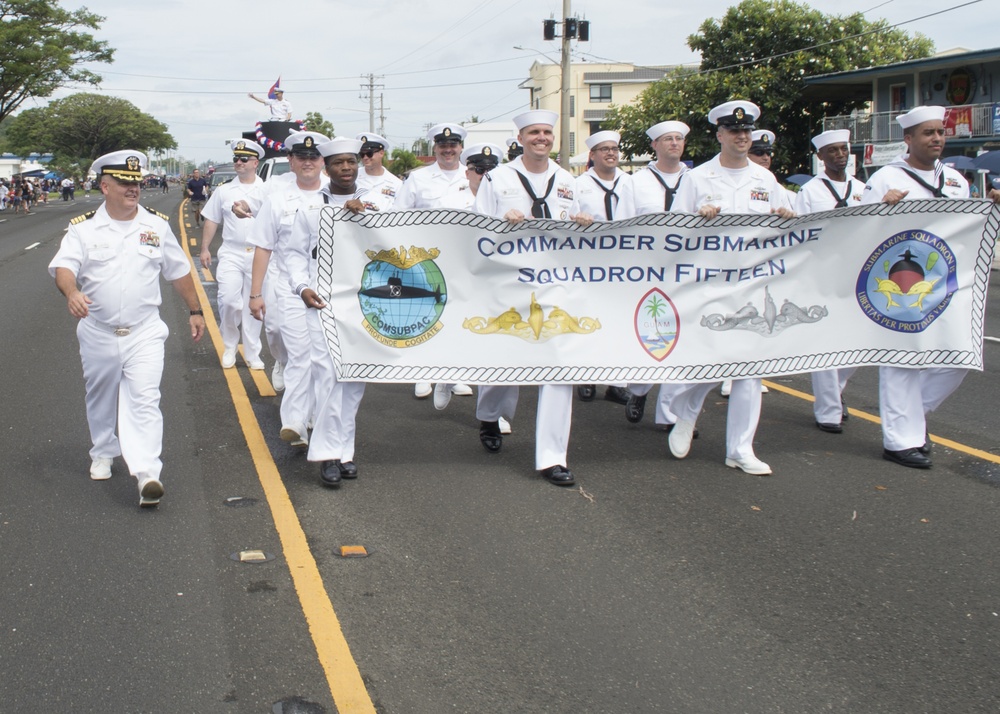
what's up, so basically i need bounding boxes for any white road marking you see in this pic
[985,336,1000,344]
[25,242,41,251]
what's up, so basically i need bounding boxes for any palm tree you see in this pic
[644,295,670,344]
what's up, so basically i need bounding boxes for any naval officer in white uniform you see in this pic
[473,109,594,486]
[355,132,401,207]
[199,138,268,370]
[860,105,999,468]
[248,130,331,448]
[668,100,793,476]
[573,129,634,405]
[50,150,206,507]
[393,122,473,401]
[623,120,693,427]
[795,129,867,434]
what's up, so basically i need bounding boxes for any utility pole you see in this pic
[359,73,384,133]
[541,4,591,170]
[378,93,389,137]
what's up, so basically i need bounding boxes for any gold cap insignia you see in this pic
[126,156,140,171]
[443,127,452,137]
[236,141,246,151]
[483,147,492,156]
[360,135,368,143]
[304,136,314,148]
[735,108,745,120]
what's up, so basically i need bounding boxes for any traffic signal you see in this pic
[543,19,556,41]
[565,18,577,39]
[579,20,590,41]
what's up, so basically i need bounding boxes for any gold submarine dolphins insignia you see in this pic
[463,293,601,343]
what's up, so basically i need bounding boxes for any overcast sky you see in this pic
[34,0,996,165]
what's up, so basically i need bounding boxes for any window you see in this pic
[570,95,575,118]
[590,84,612,103]
[890,84,907,112]
[569,132,576,156]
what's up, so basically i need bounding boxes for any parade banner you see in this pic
[863,142,907,167]
[315,201,998,385]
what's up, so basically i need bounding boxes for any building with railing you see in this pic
[804,47,1000,168]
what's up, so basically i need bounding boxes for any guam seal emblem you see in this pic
[856,229,958,333]
[358,245,446,348]
[634,288,680,361]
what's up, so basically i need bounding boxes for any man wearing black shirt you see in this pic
[186,169,209,226]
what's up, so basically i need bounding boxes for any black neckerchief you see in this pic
[820,178,852,208]
[514,170,556,218]
[590,174,621,220]
[648,168,682,211]
[899,167,945,198]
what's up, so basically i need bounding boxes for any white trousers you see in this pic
[275,280,314,431]
[627,382,681,425]
[305,309,365,462]
[477,384,573,469]
[670,378,762,460]
[879,366,966,450]
[216,249,262,361]
[77,316,168,480]
[811,368,858,424]
[261,262,287,366]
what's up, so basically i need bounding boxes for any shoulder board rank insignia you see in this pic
[143,206,170,221]
[70,211,97,225]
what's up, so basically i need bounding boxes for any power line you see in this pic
[576,1,981,78]
[87,55,529,83]
[84,77,525,96]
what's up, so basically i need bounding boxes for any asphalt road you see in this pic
[1,190,999,713]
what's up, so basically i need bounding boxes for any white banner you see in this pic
[863,142,907,167]
[315,201,998,385]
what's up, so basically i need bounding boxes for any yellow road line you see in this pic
[177,199,376,713]
[763,379,1000,465]
[239,345,277,397]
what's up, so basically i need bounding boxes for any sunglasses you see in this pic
[233,156,254,163]
[359,150,376,158]
[469,165,490,175]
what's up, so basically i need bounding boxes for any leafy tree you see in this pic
[605,0,933,174]
[387,148,421,177]
[0,0,114,124]
[4,93,176,175]
[304,111,334,137]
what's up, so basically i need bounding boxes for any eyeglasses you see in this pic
[233,156,253,163]
[291,152,321,160]
[593,146,619,155]
[749,149,773,157]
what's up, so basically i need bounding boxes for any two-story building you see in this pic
[803,47,1000,173]
[518,61,675,168]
